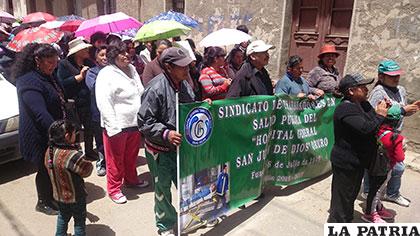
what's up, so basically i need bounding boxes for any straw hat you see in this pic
[67,37,92,57]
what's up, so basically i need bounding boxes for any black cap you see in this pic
[338,73,374,93]
[159,47,193,67]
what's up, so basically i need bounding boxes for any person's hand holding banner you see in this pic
[168,130,182,146]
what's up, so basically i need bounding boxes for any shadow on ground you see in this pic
[124,172,153,200]
[86,223,116,236]
[197,171,332,236]
[86,182,106,204]
[0,159,36,185]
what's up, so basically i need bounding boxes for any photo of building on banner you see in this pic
[178,94,340,234]
[180,162,230,233]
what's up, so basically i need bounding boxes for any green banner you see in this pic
[179,94,339,233]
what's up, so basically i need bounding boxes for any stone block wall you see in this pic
[185,0,292,78]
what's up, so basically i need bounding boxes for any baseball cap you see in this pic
[378,60,402,76]
[246,40,275,56]
[387,104,402,120]
[159,47,193,67]
[338,73,374,93]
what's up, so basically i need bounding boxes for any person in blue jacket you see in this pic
[215,164,229,210]
[275,55,324,100]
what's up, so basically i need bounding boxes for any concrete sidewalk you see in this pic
[404,150,420,172]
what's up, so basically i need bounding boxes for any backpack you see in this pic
[368,130,391,176]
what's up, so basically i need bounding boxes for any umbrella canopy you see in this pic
[22,12,56,24]
[199,28,252,48]
[40,20,83,32]
[0,11,16,24]
[57,15,85,21]
[75,12,142,38]
[6,27,64,52]
[135,20,191,42]
[145,10,198,28]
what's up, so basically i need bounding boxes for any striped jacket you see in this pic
[44,147,93,204]
[199,67,230,100]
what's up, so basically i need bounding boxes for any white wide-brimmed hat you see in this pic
[67,37,92,57]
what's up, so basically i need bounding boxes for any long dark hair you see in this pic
[203,46,225,67]
[11,43,58,82]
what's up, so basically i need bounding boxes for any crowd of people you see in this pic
[1,19,420,236]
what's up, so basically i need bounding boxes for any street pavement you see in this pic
[0,150,419,236]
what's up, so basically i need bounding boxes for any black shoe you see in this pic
[35,201,58,215]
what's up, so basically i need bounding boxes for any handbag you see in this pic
[368,130,391,176]
[64,99,81,127]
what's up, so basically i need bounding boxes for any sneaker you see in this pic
[160,229,175,236]
[97,167,106,177]
[360,192,368,200]
[383,194,410,207]
[109,192,127,204]
[361,212,386,223]
[377,206,394,220]
[125,180,149,188]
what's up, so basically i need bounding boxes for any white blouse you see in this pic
[95,64,144,137]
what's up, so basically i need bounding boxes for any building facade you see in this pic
[2,0,420,150]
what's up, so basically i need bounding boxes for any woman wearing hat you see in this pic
[327,73,389,223]
[307,44,341,94]
[57,37,97,160]
[361,60,420,207]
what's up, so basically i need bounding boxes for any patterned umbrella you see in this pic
[75,12,143,38]
[145,10,198,28]
[40,20,83,32]
[22,12,56,24]
[6,27,64,52]
[57,15,85,21]
[0,11,16,24]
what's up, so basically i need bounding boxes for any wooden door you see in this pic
[289,0,354,75]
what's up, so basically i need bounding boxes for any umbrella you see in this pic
[199,28,252,48]
[75,12,142,38]
[145,10,198,28]
[6,27,64,52]
[57,15,85,21]
[135,20,191,42]
[40,20,83,32]
[22,12,56,24]
[0,11,15,24]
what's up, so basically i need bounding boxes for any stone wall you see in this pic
[116,0,141,20]
[185,0,291,78]
[138,0,165,22]
[346,0,420,151]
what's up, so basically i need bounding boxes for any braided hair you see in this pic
[47,120,79,169]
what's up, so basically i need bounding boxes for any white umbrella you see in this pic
[199,28,251,48]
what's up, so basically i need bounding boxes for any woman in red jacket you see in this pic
[199,46,232,100]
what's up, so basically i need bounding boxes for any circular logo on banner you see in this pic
[185,107,213,146]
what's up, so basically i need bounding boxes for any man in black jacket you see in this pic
[226,40,275,98]
[327,73,389,223]
[138,48,195,236]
